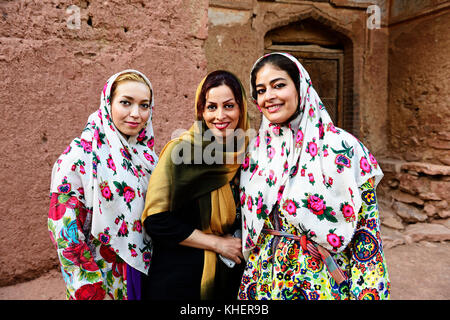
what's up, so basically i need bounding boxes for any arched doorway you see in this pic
[264,18,354,133]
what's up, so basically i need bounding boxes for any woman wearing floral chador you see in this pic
[48,70,158,300]
[238,53,390,300]
[141,70,249,300]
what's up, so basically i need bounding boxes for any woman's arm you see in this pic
[144,212,243,264]
[48,193,106,300]
[180,229,243,264]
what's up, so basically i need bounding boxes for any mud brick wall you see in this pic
[0,0,208,286]
[378,4,450,248]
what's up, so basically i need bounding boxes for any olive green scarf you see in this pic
[142,73,249,299]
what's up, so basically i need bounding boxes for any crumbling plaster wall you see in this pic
[0,0,209,286]
[378,1,450,246]
[388,3,450,166]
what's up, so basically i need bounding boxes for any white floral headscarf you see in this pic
[50,70,158,273]
[240,53,383,259]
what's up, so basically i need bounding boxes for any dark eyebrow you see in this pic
[223,98,235,104]
[256,77,286,88]
[206,98,235,104]
[121,95,150,103]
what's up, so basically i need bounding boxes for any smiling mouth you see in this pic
[213,122,230,130]
[265,104,282,113]
[126,121,140,127]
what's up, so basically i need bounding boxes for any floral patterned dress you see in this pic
[48,192,127,300]
[238,179,390,300]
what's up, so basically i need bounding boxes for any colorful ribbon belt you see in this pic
[261,228,348,285]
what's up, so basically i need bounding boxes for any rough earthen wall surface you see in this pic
[378,5,450,244]
[388,10,450,165]
[0,0,209,286]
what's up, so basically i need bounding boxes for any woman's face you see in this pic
[202,84,241,139]
[111,80,151,138]
[254,63,299,124]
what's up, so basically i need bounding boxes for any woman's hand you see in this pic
[214,234,243,264]
[180,230,243,264]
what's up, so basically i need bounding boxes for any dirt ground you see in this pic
[0,241,448,300]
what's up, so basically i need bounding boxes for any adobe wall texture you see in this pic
[0,0,209,286]
[378,3,450,244]
[388,7,450,165]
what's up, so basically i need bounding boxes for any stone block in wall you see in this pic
[380,225,406,250]
[434,218,450,229]
[418,192,442,201]
[398,172,428,195]
[436,200,449,210]
[401,162,450,176]
[424,200,449,218]
[439,211,450,219]
[209,0,253,10]
[429,180,450,201]
[392,201,427,223]
[379,158,404,174]
[424,203,438,217]
[428,139,450,150]
[391,189,424,206]
[386,178,399,188]
[404,223,450,243]
[441,156,450,166]
[395,161,450,202]
[379,202,404,230]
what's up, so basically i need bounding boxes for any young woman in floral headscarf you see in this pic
[238,53,390,300]
[141,70,249,300]
[48,70,158,300]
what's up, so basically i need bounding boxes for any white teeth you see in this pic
[267,104,281,111]
[215,123,229,129]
